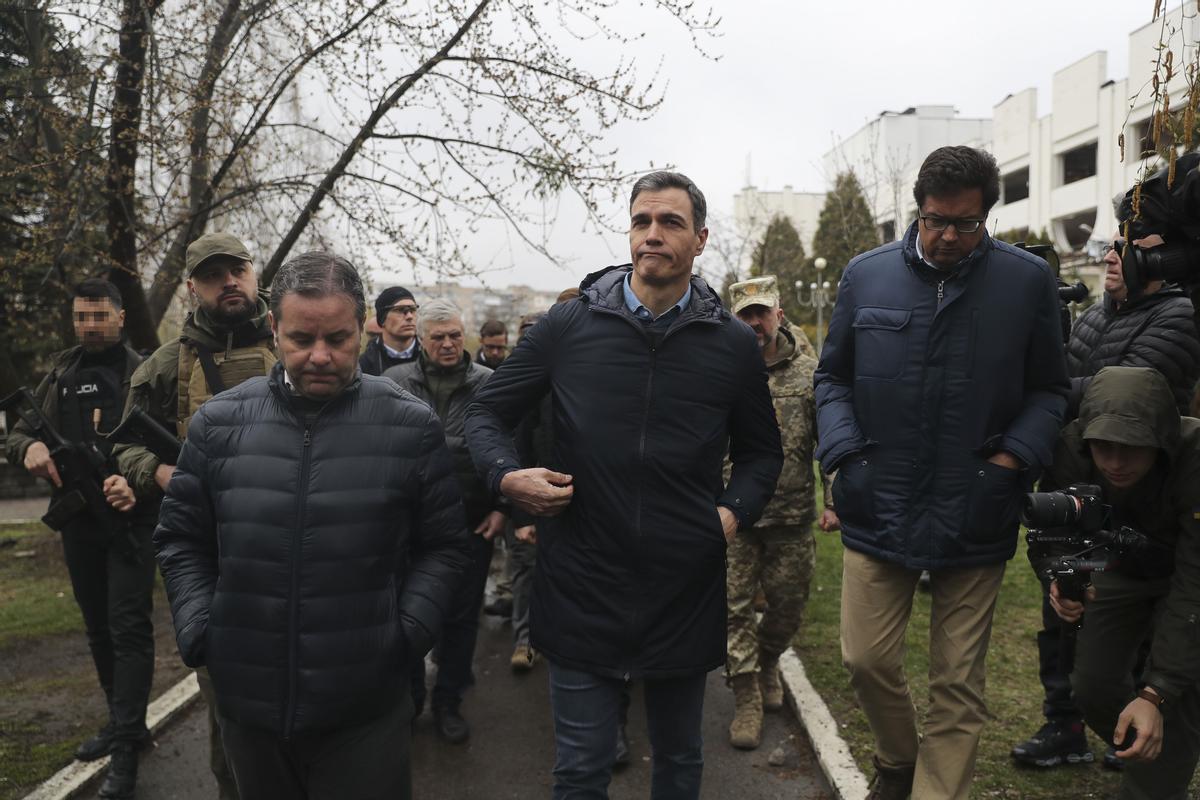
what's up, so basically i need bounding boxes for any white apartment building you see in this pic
[733,10,1199,264]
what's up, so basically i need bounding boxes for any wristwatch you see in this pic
[1137,686,1166,708]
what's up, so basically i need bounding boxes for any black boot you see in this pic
[98,744,138,799]
[865,757,914,800]
[1011,719,1093,767]
[614,723,630,769]
[76,721,116,762]
[434,704,470,744]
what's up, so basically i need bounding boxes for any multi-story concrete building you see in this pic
[414,282,561,339]
[733,10,1198,273]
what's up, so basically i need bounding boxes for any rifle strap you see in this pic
[194,347,227,396]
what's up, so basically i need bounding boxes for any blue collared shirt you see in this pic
[622,272,692,325]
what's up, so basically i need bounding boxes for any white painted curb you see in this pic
[24,672,201,800]
[779,648,870,800]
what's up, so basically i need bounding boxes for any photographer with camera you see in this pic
[1036,366,1200,799]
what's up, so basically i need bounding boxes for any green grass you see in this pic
[0,719,81,800]
[795,530,1142,799]
[0,523,82,648]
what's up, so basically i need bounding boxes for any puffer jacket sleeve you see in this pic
[466,307,556,494]
[997,267,1070,470]
[1085,296,1199,415]
[719,331,783,527]
[815,261,870,471]
[153,409,218,668]
[399,410,472,658]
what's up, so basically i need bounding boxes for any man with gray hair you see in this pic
[385,298,508,743]
[154,252,471,799]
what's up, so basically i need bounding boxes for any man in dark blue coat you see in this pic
[466,171,783,800]
[815,146,1069,800]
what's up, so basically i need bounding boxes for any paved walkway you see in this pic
[0,496,48,523]
[127,616,831,799]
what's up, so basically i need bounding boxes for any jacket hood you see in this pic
[578,264,727,321]
[1077,366,1180,455]
[182,290,273,350]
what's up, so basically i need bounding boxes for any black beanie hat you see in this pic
[375,286,415,326]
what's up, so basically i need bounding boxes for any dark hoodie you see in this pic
[1046,366,1200,703]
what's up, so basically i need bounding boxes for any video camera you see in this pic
[1117,150,1200,295]
[1015,242,1090,343]
[1021,484,1153,603]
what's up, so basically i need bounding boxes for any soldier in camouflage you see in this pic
[724,275,838,751]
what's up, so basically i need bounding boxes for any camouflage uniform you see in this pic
[725,277,827,678]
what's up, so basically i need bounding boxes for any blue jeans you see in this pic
[548,663,706,800]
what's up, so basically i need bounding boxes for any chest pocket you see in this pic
[852,307,911,380]
[176,342,278,438]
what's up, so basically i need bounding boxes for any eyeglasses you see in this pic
[1101,239,1127,257]
[919,214,985,234]
[388,304,419,316]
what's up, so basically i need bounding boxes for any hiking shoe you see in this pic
[434,705,470,744]
[1102,745,1124,771]
[865,757,914,800]
[1011,720,1093,767]
[98,744,138,799]
[510,643,538,672]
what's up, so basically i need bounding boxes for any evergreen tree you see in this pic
[811,171,879,293]
[749,215,807,325]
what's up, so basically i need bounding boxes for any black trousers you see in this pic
[1033,576,1080,721]
[1073,571,1200,800]
[60,517,156,743]
[219,694,413,800]
[411,530,494,713]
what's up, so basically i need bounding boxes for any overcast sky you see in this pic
[374,0,1163,293]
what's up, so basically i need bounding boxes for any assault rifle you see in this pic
[1,387,139,559]
[106,407,183,465]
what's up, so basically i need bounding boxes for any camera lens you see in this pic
[1020,492,1082,528]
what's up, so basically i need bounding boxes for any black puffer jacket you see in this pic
[1065,286,1200,416]
[466,266,783,679]
[154,364,470,736]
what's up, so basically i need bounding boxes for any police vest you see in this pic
[176,336,277,439]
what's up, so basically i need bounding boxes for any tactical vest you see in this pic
[176,336,277,438]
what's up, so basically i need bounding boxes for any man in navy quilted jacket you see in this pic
[154,252,471,800]
[815,146,1069,800]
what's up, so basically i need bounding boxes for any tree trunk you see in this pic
[104,0,160,351]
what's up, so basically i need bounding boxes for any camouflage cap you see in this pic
[186,232,252,277]
[728,275,781,315]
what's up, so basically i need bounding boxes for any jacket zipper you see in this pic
[937,280,945,308]
[283,422,313,739]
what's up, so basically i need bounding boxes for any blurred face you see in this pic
[188,257,258,324]
[73,297,124,352]
[271,293,362,400]
[479,333,508,367]
[382,298,419,343]
[736,304,783,348]
[422,318,465,368]
[1088,440,1158,489]
[917,188,987,269]
[628,188,708,288]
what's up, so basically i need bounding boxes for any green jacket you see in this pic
[114,295,274,497]
[1047,366,1200,703]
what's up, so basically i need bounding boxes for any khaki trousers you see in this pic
[841,547,1005,800]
